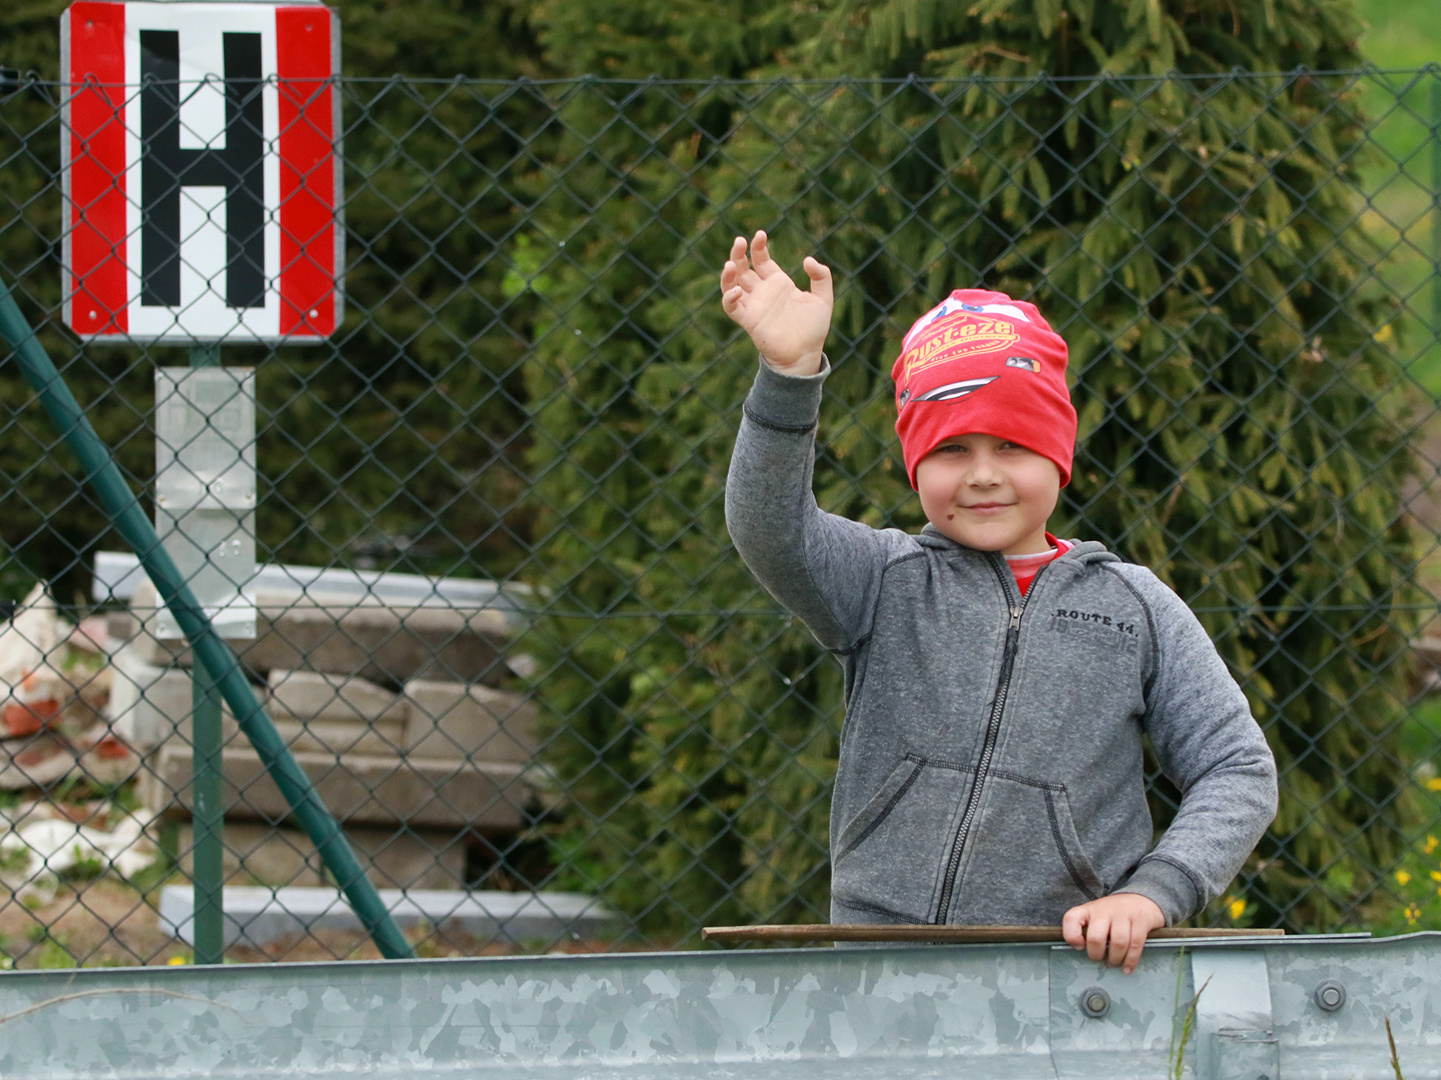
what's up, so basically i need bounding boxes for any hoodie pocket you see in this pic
[832,755,973,922]
[947,773,1106,924]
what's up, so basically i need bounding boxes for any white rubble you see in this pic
[0,809,159,902]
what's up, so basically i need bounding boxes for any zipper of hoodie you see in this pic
[932,555,1044,924]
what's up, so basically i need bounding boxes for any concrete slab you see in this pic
[105,642,176,750]
[403,678,537,761]
[93,551,535,616]
[158,884,617,948]
[126,582,516,685]
[117,666,408,757]
[140,742,540,830]
[267,668,405,726]
[176,821,467,890]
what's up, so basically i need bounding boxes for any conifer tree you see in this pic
[524,0,1419,933]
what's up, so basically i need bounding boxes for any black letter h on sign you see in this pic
[140,30,264,310]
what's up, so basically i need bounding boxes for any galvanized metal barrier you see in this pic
[0,933,1434,1078]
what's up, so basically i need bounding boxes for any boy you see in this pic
[720,231,1277,973]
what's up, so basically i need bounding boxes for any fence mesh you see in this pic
[0,68,1439,965]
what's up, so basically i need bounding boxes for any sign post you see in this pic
[188,344,228,962]
[62,0,342,964]
[155,351,257,962]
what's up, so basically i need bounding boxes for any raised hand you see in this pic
[720,230,833,376]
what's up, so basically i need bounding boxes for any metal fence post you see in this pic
[187,342,224,965]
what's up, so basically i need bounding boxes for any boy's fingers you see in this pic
[730,235,748,265]
[803,257,834,305]
[1084,914,1111,963]
[1106,922,1132,968]
[751,230,773,273]
[1061,906,1087,949]
[1121,924,1147,975]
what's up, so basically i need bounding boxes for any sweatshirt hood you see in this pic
[915,525,1119,566]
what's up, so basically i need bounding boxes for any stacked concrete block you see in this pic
[175,820,469,891]
[402,678,538,763]
[118,584,517,686]
[108,575,539,891]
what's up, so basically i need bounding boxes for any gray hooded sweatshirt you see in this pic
[725,360,1278,927]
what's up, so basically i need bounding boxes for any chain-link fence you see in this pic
[0,67,1439,966]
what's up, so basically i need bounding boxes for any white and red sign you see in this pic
[61,1,341,342]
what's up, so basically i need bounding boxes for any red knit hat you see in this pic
[891,289,1076,488]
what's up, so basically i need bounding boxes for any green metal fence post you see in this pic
[0,282,415,961]
[187,342,225,965]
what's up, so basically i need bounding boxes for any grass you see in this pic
[1352,8,1441,943]
[1169,949,1207,1080]
[1348,2,1441,395]
[1372,695,1441,933]
[1355,3,1441,71]
[1388,1017,1407,1080]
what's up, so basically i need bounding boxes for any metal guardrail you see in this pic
[0,932,1434,1078]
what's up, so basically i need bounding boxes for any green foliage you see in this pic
[0,9,154,597]
[1378,830,1441,934]
[513,70,848,928]
[35,934,76,969]
[261,2,552,576]
[523,0,1421,937]
[532,0,805,78]
[1373,697,1441,934]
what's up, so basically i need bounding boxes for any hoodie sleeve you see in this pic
[724,359,906,653]
[1105,565,1279,924]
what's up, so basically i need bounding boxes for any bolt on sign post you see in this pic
[58,0,368,964]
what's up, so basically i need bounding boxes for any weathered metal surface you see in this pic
[1268,938,1441,1079]
[0,933,1436,1078]
[1190,949,1278,1080]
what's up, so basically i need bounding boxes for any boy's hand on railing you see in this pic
[1061,893,1166,975]
[720,230,832,377]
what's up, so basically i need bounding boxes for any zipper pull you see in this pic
[1009,606,1022,632]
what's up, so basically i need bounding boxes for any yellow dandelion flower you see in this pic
[167,955,190,965]
[1227,897,1246,921]
[1431,871,1441,882]
[1406,904,1421,924]
[1425,836,1439,855]
[1426,778,1441,792]
[1397,871,1413,885]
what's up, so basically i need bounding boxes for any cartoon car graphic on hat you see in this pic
[898,376,997,409]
